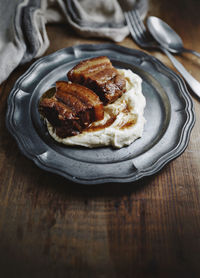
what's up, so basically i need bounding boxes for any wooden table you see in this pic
[0,0,200,277]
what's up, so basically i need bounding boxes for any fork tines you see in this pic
[125,9,154,47]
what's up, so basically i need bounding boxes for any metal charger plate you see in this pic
[6,44,195,184]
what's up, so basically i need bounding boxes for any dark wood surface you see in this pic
[0,0,200,277]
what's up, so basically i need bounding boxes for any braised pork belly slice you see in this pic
[39,82,104,138]
[55,81,103,121]
[67,56,126,105]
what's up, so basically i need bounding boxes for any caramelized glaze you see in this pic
[39,82,104,137]
[67,56,126,105]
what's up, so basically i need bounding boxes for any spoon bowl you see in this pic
[146,15,200,97]
[147,16,200,58]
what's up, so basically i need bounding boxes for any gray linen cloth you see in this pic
[0,0,148,84]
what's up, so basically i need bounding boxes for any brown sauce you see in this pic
[119,118,137,129]
[85,117,116,132]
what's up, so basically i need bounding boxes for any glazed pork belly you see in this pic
[67,56,126,105]
[39,81,104,138]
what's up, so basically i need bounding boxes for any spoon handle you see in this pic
[183,48,200,58]
[162,48,200,98]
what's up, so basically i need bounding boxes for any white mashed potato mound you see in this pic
[47,69,146,148]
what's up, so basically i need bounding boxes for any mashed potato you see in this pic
[47,69,146,148]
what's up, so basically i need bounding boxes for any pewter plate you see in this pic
[6,44,195,184]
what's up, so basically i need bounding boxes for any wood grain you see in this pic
[0,0,200,277]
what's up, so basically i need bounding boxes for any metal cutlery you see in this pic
[147,16,200,58]
[124,9,200,98]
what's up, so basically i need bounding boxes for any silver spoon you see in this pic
[147,16,200,98]
[147,16,200,58]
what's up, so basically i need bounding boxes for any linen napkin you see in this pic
[0,0,148,84]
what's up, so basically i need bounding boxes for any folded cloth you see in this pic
[0,0,148,84]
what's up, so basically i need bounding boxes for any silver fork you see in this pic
[124,9,200,98]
